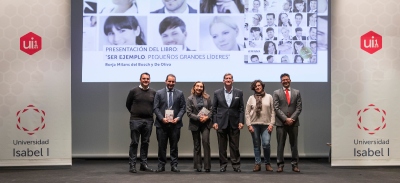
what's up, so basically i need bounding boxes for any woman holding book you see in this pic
[245,80,275,172]
[186,81,213,172]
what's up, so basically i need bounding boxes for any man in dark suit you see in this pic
[212,73,244,173]
[154,74,186,172]
[292,27,306,40]
[151,0,197,13]
[273,73,302,173]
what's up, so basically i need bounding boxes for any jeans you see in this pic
[129,119,153,166]
[251,124,271,165]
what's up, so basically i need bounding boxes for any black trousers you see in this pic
[217,126,241,169]
[156,125,181,167]
[191,125,211,170]
[129,119,153,166]
[276,125,299,167]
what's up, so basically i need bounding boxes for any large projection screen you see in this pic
[72,0,331,158]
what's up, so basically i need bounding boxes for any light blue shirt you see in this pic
[224,87,233,106]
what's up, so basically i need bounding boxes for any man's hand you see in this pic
[171,118,179,124]
[238,123,244,130]
[162,118,168,124]
[285,118,294,126]
[213,123,218,130]
[248,125,254,133]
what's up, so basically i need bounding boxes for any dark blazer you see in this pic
[212,88,244,130]
[154,88,186,128]
[273,88,302,126]
[151,5,197,13]
[293,36,306,40]
[186,95,213,131]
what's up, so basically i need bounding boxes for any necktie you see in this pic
[285,88,290,105]
[168,91,173,109]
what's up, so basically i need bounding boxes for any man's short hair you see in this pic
[295,27,303,32]
[223,73,233,80]
[251,55,259,59]
[140,72,150,79]
[267,55,274,60]
[266,27,274,32]
[159,16,186,35]
[165,74,176,81]
[294,0,303,4]
[280,73,291,80]
[266,13,275,19]
[310,40,317,45]
[250,27,261,32]
[295,13,303,18]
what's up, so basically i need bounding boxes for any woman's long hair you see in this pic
[191,81,209,99]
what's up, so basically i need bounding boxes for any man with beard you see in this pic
[273,73,302,173]
[154,74,186,172]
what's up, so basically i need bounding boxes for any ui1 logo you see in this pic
[357,104,386,135]
[16,105,46,135]
[20,32,42,55]
[360,31,382,54]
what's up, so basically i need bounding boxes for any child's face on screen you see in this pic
[107,26,137,45]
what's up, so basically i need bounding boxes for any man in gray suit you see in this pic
[212,73,244,173]
[273,73,302,172]
[154,74,186,172]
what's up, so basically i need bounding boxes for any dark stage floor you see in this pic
[1,158,400,183]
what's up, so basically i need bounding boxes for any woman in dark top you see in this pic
[186,81,213,172]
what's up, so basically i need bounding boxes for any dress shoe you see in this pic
[277,166,284,172]
[205,169,210,172]
[265,164,273,172]
[196,168,202,172]
[129,165,137,173]
[140,164,154,172]
[156,166,165,172]
[171,166,180,172]
[233,168,241,172]
[253,164,261,172]
[220,167,226,172]
[292,166,300,172]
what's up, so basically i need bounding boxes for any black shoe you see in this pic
[205,169,210,172]
[129,165,137,173]
[233,168,241,172]
[156,166,165,172]
[171,166,180,172]
[140,164,154,172]
[196,168,202,172]
[220,167,226,172]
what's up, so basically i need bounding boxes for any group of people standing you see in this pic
[126,72,302,173]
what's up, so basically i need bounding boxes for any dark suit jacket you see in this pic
[151,5,197,13]
[292,36,306,40]
[186,95,213,131]
[154,88,186,128]
[273,88,302,127]
[212,88,244,130]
